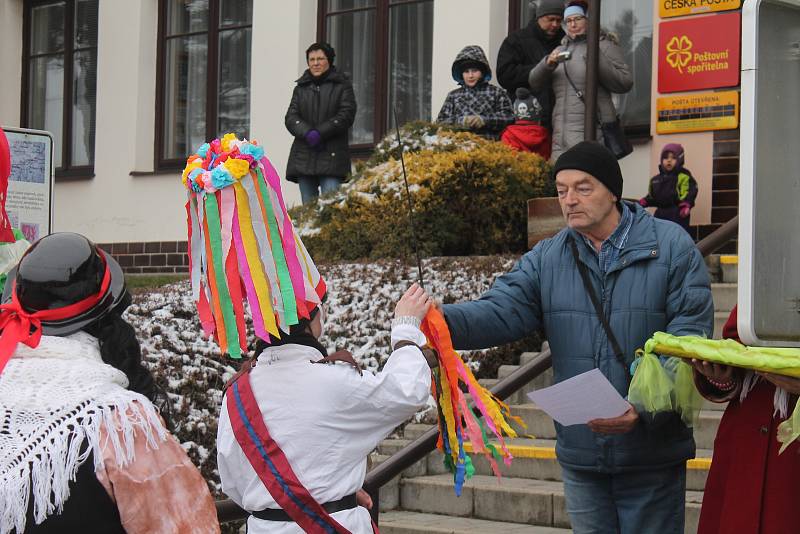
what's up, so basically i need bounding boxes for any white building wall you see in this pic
[250,0,317,209]
[2,0,668,243]
[52,0,182,243]
[0,0,23,126]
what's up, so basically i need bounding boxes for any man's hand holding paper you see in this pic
[527,369,631,428]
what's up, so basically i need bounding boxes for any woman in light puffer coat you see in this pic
[528,4,632,160]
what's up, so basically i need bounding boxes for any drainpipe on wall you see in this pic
[584,0,601,141]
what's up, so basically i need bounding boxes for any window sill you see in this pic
[56,169,95,181]
[129,170,180,177]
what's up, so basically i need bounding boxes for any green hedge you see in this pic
[291,123,553,261]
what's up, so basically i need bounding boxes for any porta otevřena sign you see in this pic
[659,0,742,19]
[658,12,741,93]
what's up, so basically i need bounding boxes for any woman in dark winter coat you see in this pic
[528,4,632,159]
[436,45,514,140]
[285,43,357,204]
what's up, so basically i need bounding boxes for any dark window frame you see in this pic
[317,0,433,154]
[506,0,652,139]
[154,0,252,171]
[21,0,97,180]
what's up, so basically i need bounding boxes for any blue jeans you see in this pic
[298,176,343,204]
[561,464,686,534]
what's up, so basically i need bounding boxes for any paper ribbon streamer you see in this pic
[421,307,524,495]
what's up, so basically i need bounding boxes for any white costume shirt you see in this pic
[217,324,431,533]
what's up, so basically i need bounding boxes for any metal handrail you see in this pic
[697,215,738,257]
[214,215,739,524]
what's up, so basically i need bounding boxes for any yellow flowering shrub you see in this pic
[291,124,552,261]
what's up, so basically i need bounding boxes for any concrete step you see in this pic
[403,423,435,440]
[711,282,737,313]
[520,352,538,365]
[379,511,573,533]
[399,474,702,533]
[379,438,413,456]
[510,404,722,450]
[720,255,737,284]
[423,438,711,492]
[369,453,402,511]
[495,364,555,405]
[714,311,730,339]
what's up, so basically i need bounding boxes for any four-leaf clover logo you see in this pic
[666,35,693,73]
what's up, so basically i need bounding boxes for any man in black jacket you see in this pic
[496,0,565,127]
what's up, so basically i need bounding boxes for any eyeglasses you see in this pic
[565,16,586,25]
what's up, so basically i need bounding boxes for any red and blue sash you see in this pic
[227,372,352,533]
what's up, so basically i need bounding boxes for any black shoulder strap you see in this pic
[562,62,584,102]
[569,236,630,381]
[562,61,602,127]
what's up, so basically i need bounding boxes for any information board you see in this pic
[2,127,54,242]
[658,12,742,93]
[738,0,800,346]
[656,90,739,134]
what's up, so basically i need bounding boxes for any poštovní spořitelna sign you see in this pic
[659,0,741,19]
[656,90,739,134]
[658,12,741,93]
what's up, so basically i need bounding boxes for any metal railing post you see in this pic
[584,0,601,141]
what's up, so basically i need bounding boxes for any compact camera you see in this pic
[556,50,573,62]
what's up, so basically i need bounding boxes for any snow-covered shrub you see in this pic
[291,123,552,261]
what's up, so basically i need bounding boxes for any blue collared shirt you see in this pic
[581,203,634,274]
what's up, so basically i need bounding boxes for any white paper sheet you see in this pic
[526,369,629,426]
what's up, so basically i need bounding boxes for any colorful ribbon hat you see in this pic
[182,133,325,359]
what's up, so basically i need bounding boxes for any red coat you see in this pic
[500,122,551,160]
[697,306,800,534]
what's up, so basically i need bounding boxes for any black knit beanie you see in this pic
[553,141,623,199]
[537,0,565,18]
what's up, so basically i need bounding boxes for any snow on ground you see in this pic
[124,255,517,493]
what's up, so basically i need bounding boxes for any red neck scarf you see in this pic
[0,252,112,375]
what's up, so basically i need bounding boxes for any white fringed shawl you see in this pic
[740,370,790,419]
[0,332,167,534]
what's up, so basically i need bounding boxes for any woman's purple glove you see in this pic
[638,198,648,208]
[679,202,691,218]
[304,129,322,147]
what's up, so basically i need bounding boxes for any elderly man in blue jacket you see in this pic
[444,141,713,534]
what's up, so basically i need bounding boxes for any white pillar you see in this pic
[0,0,23,127]
[250,0,317,208]
[431,0,508,119]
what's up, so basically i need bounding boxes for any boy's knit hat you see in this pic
[660,143,685,168]
[553,141,623,199]
[513,88,543,121]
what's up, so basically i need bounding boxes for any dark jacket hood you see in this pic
[451,45,493,84]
